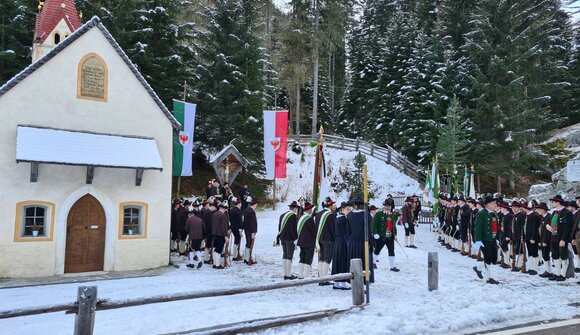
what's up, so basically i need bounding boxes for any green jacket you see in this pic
[474,208,499,242]
[372,210,399,238]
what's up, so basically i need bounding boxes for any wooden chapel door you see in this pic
[65,194,106,273]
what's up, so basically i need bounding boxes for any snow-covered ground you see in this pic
[276,146,421,204]
[1,208,578,335]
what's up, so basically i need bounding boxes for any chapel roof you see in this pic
[0,16,180,130]
[34,0,82,44]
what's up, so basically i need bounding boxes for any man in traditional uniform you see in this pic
[372,199,400,272]
[536,202,553,278]
[510,201,525,271]
[437,195,447,243]
[297,202,316,279]
[316,198,336,285]
[185,207,205,269]
[472,195,500,284]
[203,201,217,264]
[412,195,421,226]
[444,197,455,249]
[243,197,259,265]
[547,195,573,281]
[402,197,416,248]
[524,201,540,275]
[332,202,352,290]
[211,201,230,269]
[573,197,580,272]
[458,196,471,255]
[229,197,244,261]
[278,201,299,280]
[567,200,580,272]
[498,201,512,269]
[347,197,375,283]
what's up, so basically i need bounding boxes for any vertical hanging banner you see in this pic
[263,110,289,179]
[173,99,196,176]
[312,127,328,210]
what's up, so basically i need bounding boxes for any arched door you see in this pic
[65,194,106,273]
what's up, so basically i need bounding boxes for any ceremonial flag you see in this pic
[431,161,439,213]
[172,100,196,176]
[469,166,476,199]
[463,167,469,195]
[312,127,328,211]
[263,110,289,179]
[423,168,432,204]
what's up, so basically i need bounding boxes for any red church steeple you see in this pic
[32,0,82,62]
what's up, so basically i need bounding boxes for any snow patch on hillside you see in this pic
[274,145,421,204]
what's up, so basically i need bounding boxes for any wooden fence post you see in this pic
[74,286,97,335]
[350,259,364,306]
[387,147,392,164]
[355,138,359,150]
[428,252,438,291]
[370,144,374,156]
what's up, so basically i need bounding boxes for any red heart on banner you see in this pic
[270,137,281,151]
[179,131,189,145]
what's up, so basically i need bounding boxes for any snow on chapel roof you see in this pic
[34,0,82,43]
[16,125,163,170]
[0,16,181,130]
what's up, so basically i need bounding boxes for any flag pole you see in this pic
[273,179,276,210]
[177,81,187,197]
[363,163,370,304]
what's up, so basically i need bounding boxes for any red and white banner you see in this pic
[263,110,289,179]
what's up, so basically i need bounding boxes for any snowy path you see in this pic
[0,209,578,335]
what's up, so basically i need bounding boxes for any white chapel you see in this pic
[0,0,179,278]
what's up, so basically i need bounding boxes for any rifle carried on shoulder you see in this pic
[521,239,527,273]
[223,232,231,268]
[248,237,256,266]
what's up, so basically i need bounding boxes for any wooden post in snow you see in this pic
[428,252,438,291]
[350,259,364,306]
[74,286,97,335]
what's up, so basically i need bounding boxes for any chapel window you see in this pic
[119,202,148,239]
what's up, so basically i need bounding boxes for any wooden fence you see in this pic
[290,134,425,182]
[0,259,365,335]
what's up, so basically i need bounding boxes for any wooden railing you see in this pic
[0,259,365,335]
[290,134,425,182]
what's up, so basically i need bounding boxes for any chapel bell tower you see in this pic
[32,0,82,63]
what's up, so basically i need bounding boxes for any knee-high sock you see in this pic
[575,255,580,268]
[304,265,311,278]
[213,252,221,266]
[298,263,305,279]
[188,252,194,264]
[562,260,569,276]
[554,259,562,276]
[388,256,395,268]
[233,244,239,258]
[405,236,410,246]
[544,259,552,273]
[410,234,415,246]
[196,251,203,264]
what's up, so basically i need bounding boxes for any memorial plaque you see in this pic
[567,159,580,182]
[79,55,106,100]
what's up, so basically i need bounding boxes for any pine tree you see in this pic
[436,97,471,171]
[0,0,36,84]
[465,0,575,189]
[193,0,265,167]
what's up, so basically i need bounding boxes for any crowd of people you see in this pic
[276,194,423,290]
[170,181,257,269]
[435,193,580,285]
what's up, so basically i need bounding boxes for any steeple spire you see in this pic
[32,0,82,63]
